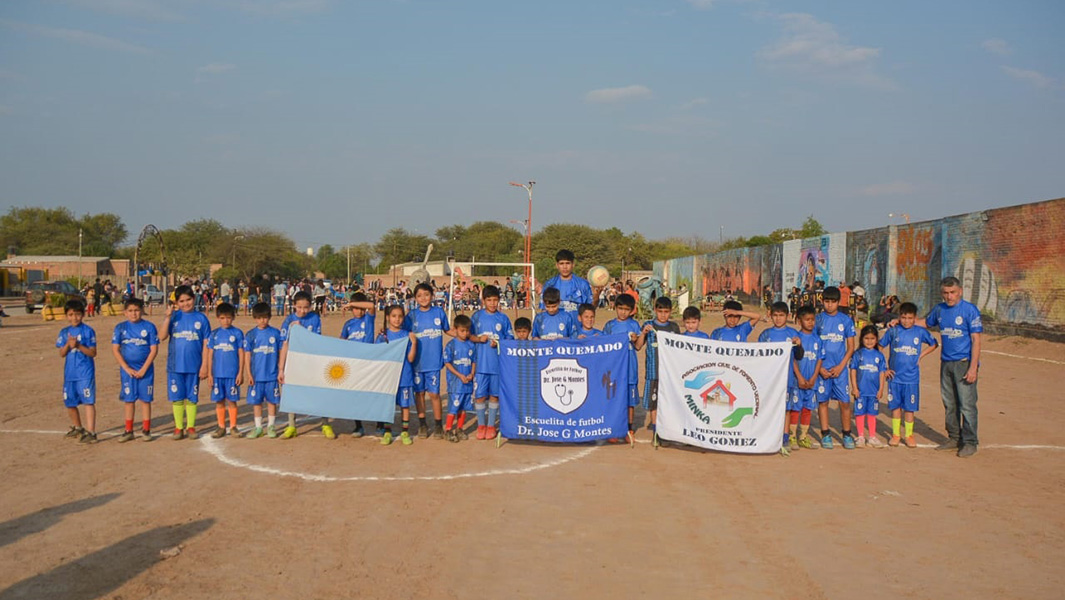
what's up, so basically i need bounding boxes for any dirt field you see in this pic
[1,306,1063,599]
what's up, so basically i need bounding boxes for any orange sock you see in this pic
[215,405,226,428]
[457,412,466,428]
[227,405,238,428]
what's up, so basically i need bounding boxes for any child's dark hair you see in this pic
[216,302,236,318]
[482,285,500,299]
[293,290,312,304]
[384,305,405,319]
[174,285,194,301]
[414,283,433,296]
[860,324,879,341]
[654,296,672,309]
[796,305,816,319]
[898,302,918,316]
[822,286,841,301]
[252,302,271,318]
[555,249,575,263]
[350,291,368,303]
[723,300,743,312]
[124,297,144,310]
[453,314,472,329]
[514,317,532,331]
[682,306,701,320]
[542,287,561,304]
[578,303,595,316]
[64,299,86,314]
[770,301,789,315]
[615,294,636,309]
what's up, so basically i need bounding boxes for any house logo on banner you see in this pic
[540,358,588,415]
[682,366,761,429]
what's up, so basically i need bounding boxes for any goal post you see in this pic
[446,261,537,323]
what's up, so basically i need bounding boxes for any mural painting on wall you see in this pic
[797,237,830,291]
[895,223,942,314]
[765,244,783,299]
[846,228,889,306]
[700,249,763,305]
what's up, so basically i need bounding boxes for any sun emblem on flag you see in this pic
[323,360,350,387]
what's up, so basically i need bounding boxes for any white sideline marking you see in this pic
[983,350,1065,365]
[199,436,598,482]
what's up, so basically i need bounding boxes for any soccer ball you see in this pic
[587,265,611,287]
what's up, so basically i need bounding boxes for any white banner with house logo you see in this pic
[657,332,789,454]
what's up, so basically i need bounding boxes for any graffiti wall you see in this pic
[656,197,1065,338]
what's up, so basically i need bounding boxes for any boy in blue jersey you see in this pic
[243,302,283,438]
[57,299,99,443]
[711,300,763,341]
[681,306,710,339]
[514,317,532,341]
[814,286,857,449]
[206,302,245,438]
[340,292,377,437]
[540,249,602,317]
[377,305,418,446]
[404,283,452,439]
[470,285,512,440]
[443,315,476,442]
[160,285,211,440]
[791,306,824,449]
[532,287,577,340]
[603,293,644,439]
[850,325,887,448]
[758,302,803,452]
[278,291,325,439]
[576,303,603,338]
[880,302,938,448]
[640,296,680,432]
[111,298,159,442]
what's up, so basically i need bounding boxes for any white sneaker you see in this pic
[854,436,866,448]
[866,436,884,448]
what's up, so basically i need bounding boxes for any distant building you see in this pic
[4,255,131,282]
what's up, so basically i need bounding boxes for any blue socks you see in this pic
[487,401,499,428]
[475,402,487,427]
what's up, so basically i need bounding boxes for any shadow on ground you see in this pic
[0,493,120,549]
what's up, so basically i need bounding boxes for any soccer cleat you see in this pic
[375,425,387,436]
[866,436,884,448]
[446,429,458,443]
[185,428,198,440]
[476,426,487,440]
[400,431,413,445]
[904,435,917,448]
[65,426,84,439]
[936,440,960,451]
[417,423,430,439]
[433,427,444,440]
[228,428,241,437]
[957,444,977,458]
[842,434,856,450]
[789,437,800,451]
[78,431,98,444]
[281,425,298,439]
[246,427,264,439]
[266,426,278,439]
[780,445,790,456]
[139,430,153,442]
[322,425,336,440]
[797,436,818,449]
[484,426,497,440]
[820,434,834,450]
[118,431,135,443]
[457,428,469,441]
[380,431,393,445]
[351,427,364,439]
[173,428,185,441]
[211,429,226,439]
[888,435,901,447]
[853,436,866,449]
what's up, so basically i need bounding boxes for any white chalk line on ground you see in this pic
[983,350,1065,365]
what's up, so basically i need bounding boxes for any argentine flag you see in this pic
[280,325,406,421]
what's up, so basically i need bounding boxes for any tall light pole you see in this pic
[509,180,534,308]
[346,246,351,284]
[231,235,245,275]
[888,212,911,224]
[77,228,83,288]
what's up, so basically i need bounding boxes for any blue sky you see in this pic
[1,0,1062,251]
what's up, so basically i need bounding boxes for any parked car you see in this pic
[24,281,86,313]
[143,284,165,305]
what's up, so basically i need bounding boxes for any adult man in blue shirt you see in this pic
[918,276,983,458]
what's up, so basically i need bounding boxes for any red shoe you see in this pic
[476,426,487,440]
[904,435,917,448]
[888,435,901,447]
[484,427,497,440]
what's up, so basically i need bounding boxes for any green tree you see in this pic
[374,228,433,269]
[799,215,827,238]
[0,207,80,254]
[79,212,128,255]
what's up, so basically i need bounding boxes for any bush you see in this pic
[48,293,68,308]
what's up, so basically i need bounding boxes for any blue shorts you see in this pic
[396,387,413,408]
[167,373,201,403]
[119,370,154,403]
[854,395,880,416]
[473,373,499,399]
[246,381,280,406]
[887,381,920,412]
[815,374,850,403]
[63,378,96,408]
[414,371,440,395]
[627,383,639,408]
[787,387,817,411]
[643,379,659,410]
[210,378,240,402]
[448,392,473,415]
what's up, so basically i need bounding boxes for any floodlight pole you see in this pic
[509,180,534,308]
[78,228,83,288]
